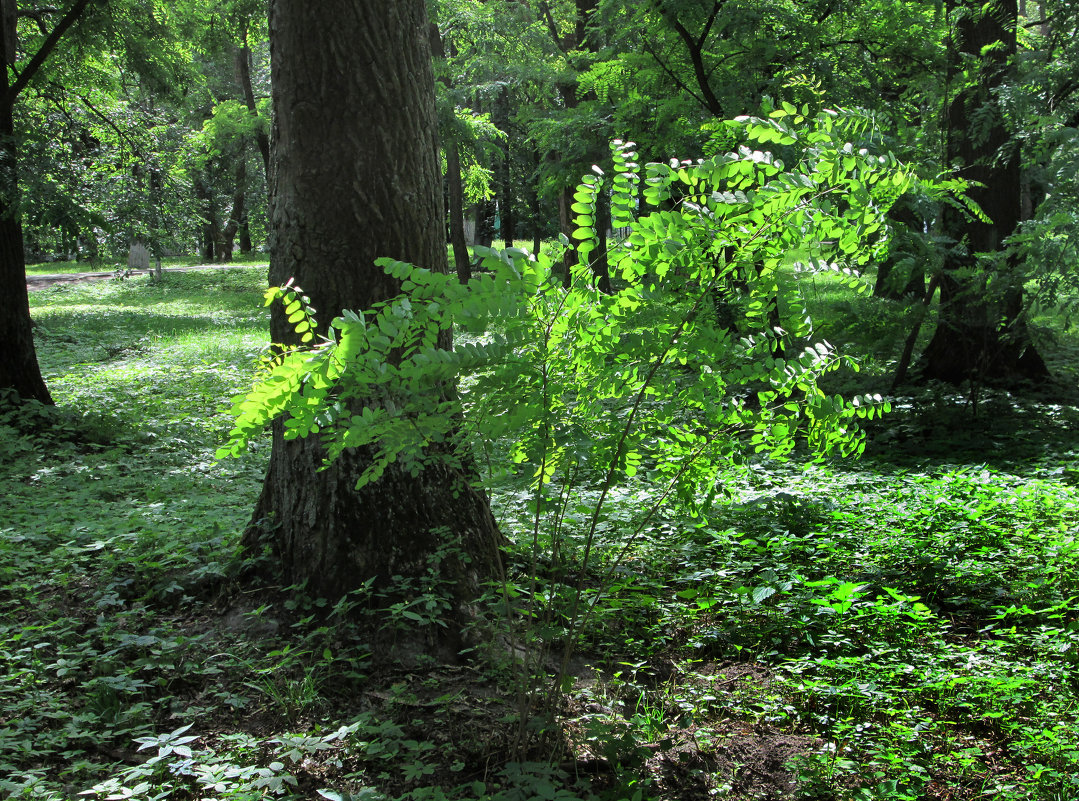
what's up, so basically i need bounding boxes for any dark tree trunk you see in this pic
[494,87,516,246]
[557,185,574,287]
[246,0,502,631]
[0,9,52,405]
[920,0,1047,384]
[656,0,726,117]
[445,140,471,282]
[475,197,496,248]
[239,214,253,254]
[529,148,543,255]
[194,177,217,261]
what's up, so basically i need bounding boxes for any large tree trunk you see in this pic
[0,10,52,405]
[246,0,502,635]
[921,0,1047,384]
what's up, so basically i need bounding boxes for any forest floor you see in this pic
[2,265,1078,801]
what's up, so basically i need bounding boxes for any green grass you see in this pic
[3,265,1079,800]
[26,255,271,276]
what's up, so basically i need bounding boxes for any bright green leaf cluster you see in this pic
[219,109,911,516]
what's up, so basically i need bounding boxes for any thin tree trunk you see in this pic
[530,148,543,255]
[236,38,270,179]
[221,157,248,262]
[557,186,574,287]
[247,0,502,635]
[446,140,471,282]
[239,214,252,254]
[495,87,516,246]
[594,191,611,293]
[431,27,471,282]
[874,199,924,299]
[892,274,940,392]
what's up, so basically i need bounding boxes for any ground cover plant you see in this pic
[5,247,1079,797]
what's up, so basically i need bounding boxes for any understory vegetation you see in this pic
[2,265,1078,800]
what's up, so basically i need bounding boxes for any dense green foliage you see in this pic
[4,1,1079,799]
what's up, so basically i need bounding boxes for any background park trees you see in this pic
[5,1,1078,396]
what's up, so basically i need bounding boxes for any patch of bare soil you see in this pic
[560,659,820,800]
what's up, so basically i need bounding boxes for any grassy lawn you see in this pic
[25,255,272,276]
[25,240,545,277]
[2,266,1078,800]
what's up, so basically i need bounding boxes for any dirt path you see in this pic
[26,263,264,291]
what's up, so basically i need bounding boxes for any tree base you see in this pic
[918,323,1049,387]
[242,425,505,653]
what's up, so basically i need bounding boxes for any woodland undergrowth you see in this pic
[3,116,1079,801]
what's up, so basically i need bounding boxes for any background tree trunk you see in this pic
[873,199,926,299]
[920,0,1047,384]
[0,5,52,405]
[245,0,502,631]
[445,140,471,282]
[236,38,270,179]
[431,27,471,282]
[494,87,516,246]
[221,157,248,261]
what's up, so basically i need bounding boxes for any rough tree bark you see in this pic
[245,0,502,639]
[920,0,1048,384]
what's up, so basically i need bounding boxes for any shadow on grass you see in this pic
[857,381,1079,475]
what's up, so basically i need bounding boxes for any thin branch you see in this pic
[8,0,96,103]
[17,7,57,36]
[1050,78,1079,111]
[535,0,567,52]
[75,92,143,156]
[696,0,724,50]
[1021,15,1054,28]
[639,36,707,110]
[704,46,751,82]
[662,9,724,116]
